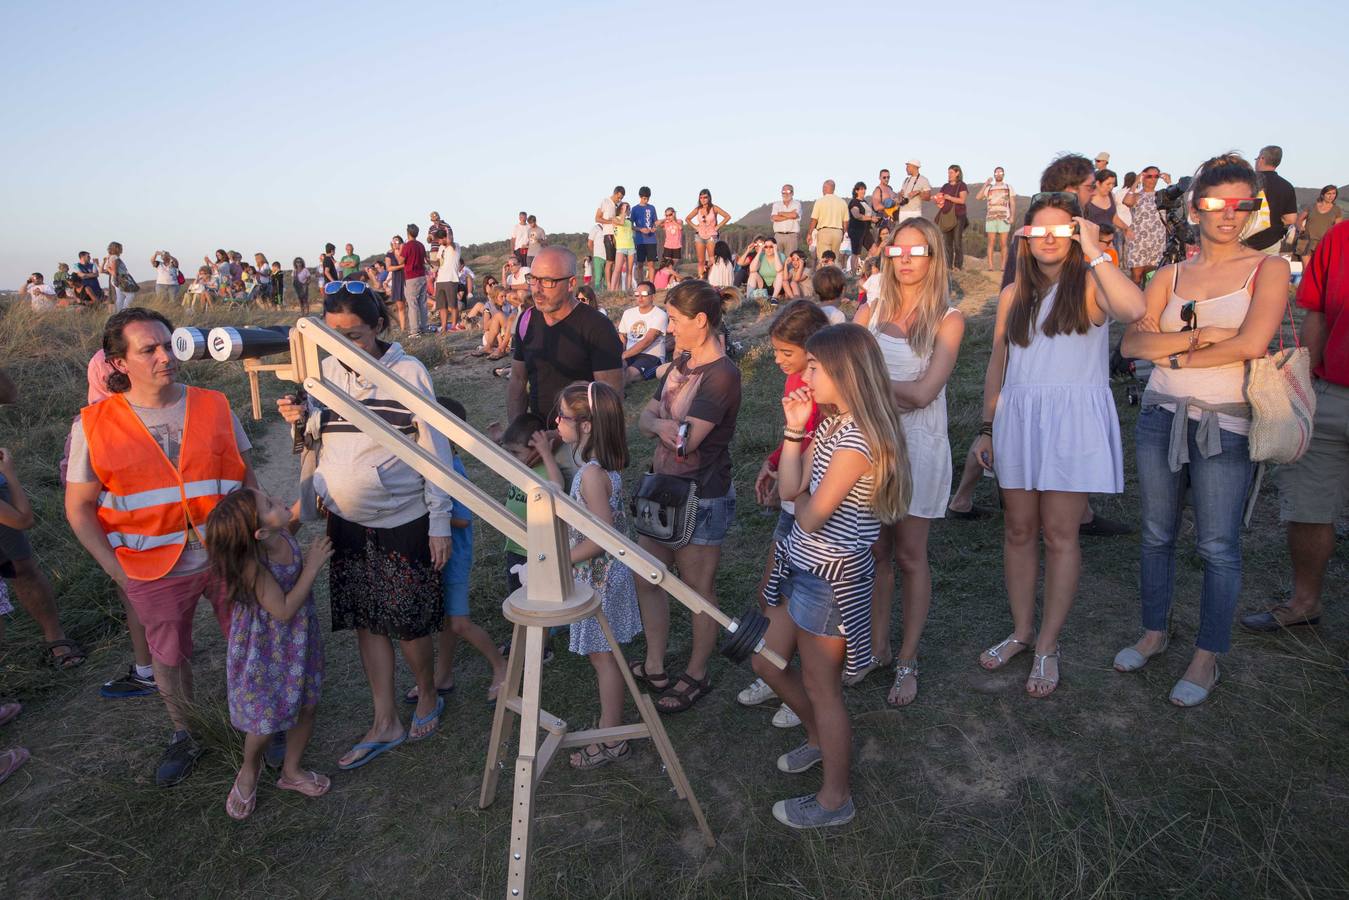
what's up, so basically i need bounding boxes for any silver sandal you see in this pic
[980,634,1035,670]
[886,660,919,708]
[1026,646,1061,698]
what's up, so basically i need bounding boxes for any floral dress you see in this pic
[1126,191,1166,269]
[227,531,324,735]
[567,461,642,655]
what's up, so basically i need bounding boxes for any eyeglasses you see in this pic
[1181,301,1197,332]
[525,274,571,288]
[324,280,369,295]
[1019,224,1079,239]
[885,245,930,258]
[1194,197,1263,212]
[1142,173,1160,180]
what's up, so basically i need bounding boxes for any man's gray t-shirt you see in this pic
[68,388,250,576]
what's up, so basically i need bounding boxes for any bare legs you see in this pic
[7,558,72,661]
[337,629,436,765]
[1286,522,1334,617]
[632,538,723,705]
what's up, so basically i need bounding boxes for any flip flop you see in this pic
[402,684,456,705]
[276,770,331,798]
[337,734,406,771]
[408,696,444,743]
[225,778,257,821]
[0,748,29,786]
[0,702,21,728]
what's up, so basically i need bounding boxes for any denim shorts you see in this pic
[690,489,736,546]
[782,565,845,638]
[772,508,795,544]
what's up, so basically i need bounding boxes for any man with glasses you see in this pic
[871,168,897,220]
[770,185,802,256]
[1245,145,1299,255]
[618,281,669,385]
[1094,152,1111,173]
[896,159,933,224]
[507,248,623,425]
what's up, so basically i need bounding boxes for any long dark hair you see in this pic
[1007,193,1089,347]
[204,489,269,607]
[697,189,713,211]
[558,381,628,471]
[666,279,732,330]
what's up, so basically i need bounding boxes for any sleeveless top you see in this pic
[1146,261,1262,437]
[1086,195,1117,229]
[694,208,718,240]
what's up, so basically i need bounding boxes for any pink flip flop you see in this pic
[225,776,257,821]
[0,748,30,786]
[0,702,21,728]
[276,770,331,798]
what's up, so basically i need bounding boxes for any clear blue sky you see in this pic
[2,0,1344,288]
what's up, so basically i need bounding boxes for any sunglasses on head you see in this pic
[324,280,369,295]
[1194,197,1263,212]
[885,244,930,258]
[1031,191,1082,209]
[1019,224,1079,239]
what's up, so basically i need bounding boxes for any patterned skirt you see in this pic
[328,513,442,640]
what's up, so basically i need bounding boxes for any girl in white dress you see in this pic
[973,193,1146,697]
[854,218,965,706]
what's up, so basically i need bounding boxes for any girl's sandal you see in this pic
[225,777,257,821]
[1025,647,1061,698]
[886,660,919,708]
[569,740,630,770]
[276,770,331,798]
[979,634,1035,671]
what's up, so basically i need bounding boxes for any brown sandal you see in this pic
[628,659,671,692]
[656,671,712,714]
[569,740,630,770]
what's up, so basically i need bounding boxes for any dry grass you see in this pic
[0,269,1346,899]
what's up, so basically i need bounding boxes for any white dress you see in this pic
[870,309,957,519]
[993,284,1123,493]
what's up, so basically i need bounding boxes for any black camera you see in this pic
[1157,176,1198,265]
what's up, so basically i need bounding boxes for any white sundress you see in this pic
[993,284,1123,493]
[870,308,959,519]
[567,461,643,655]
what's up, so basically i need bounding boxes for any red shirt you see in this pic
[766,370,821,470]
[401,239,427,279]
[1297,220,1349,386]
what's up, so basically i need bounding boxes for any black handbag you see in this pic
[631,472,699,548]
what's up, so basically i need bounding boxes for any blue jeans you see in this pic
[1136,406,1255,653]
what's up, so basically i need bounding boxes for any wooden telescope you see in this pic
[256,318,786,898]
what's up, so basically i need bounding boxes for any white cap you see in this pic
[905,158,921,168]
[1095,151,1110,162]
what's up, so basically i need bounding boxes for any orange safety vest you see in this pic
[81,387,247,581]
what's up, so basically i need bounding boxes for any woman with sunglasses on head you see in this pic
[975,193,1146,697]
[1113,153,1290,706]
[1123,166,1172,285]
[853,219,965,706]
[685,189,731,279]
[275,283,456,768]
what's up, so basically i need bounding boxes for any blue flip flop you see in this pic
[337,734,406,771]
[408,696,444,743]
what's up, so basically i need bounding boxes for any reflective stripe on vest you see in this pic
[81,387,247,581]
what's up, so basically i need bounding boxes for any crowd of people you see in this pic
[1,147,1345,835]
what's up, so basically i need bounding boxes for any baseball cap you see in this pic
[1095,152,1110,162]
[905,158,921,167]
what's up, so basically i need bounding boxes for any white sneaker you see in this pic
[772,703,802,729]
[737,678,778,707]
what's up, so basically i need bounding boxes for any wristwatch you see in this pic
[1168,354,1181,370]
[1088,253,1110,269]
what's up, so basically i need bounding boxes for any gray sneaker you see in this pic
[772,793,856,829]
[776,742,823,774]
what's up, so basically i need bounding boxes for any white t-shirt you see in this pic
[27,283,56,311]
[511,222,531,250]
[589,223,605,254]
[898,174,932,208]
[1112,187,1134,227]
[436,245,461,283]
[506,269,529,290]
[862,273,882,299]
[599,197,619,235]
[617,305,669,361]
[820,304,847,326]
[154,260,178,285]
[771,199,803,234]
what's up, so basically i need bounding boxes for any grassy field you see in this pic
[0,265,1346,899]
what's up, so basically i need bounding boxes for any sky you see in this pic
[2,0,1346,288]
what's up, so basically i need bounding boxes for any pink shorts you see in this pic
[123,569,231,666]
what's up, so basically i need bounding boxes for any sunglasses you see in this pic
[1019,224,1079,239]
[324,280,369,295]
[885,244,930,258]
[635,291,653,297]
[1181,301,1197,332]
[1194,197,1264,212]
[1031,191,1082,209]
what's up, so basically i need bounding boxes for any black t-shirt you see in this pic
[1245,170,1297,251]
[653,355,742,498]
[513,301,623,423]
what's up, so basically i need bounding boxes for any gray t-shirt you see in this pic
[68,387,250,576]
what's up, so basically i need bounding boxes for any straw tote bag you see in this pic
[1245,298,1315,464]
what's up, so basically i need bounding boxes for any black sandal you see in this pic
[656,671,712,714]
[627,659,671,692]
[45,639,87,670]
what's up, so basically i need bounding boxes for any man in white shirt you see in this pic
[770,185,803,256]
[433,233,463,332]
[896,159,932,223]
[618,281,668,384]
[595,185,626,276]
[510,212,531,266]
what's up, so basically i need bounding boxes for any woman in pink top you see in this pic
[684,189,731,278]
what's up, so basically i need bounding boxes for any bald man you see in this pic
[807,180,849,262]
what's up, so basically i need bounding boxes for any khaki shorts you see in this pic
[1276,379,1349,524]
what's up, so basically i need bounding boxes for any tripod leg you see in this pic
[480,622,527,809]
[506,624,546,899]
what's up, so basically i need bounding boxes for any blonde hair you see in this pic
[805,324,911,523]
[872,218,951,357]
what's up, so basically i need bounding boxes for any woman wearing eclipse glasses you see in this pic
[974,191,1147,698]
[1114,153,1289,707]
